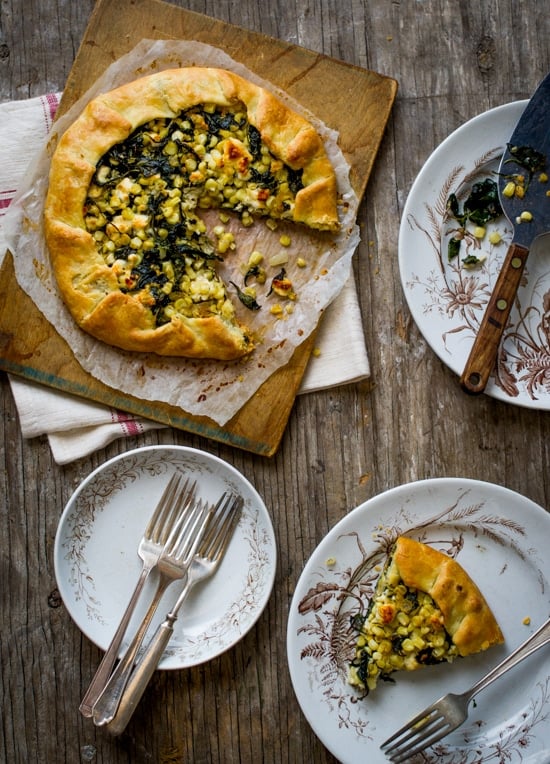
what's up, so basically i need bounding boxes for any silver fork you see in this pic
[381,616,550,762]
[105,491,244,736]
[79,472,196,718]
[91,494,212,727]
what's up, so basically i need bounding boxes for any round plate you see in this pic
[399,101,550,408]
[54,445,276,669]
[287,478,550,763]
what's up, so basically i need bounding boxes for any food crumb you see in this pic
[325,557,336,568]
[523,616,531,626]
[312,347,321,357]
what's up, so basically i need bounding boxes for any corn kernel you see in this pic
[503,181,516,197]
[248,251,264,266]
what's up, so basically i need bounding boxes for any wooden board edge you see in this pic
[0,250,312,457]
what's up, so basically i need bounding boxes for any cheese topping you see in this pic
[348,555,459,693]
[83,102,305,329]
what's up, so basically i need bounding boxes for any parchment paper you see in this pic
[4,39,360,425]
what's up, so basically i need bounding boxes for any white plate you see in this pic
[287,478,550,763]
[399,101,550,408]
[54,445,276,669]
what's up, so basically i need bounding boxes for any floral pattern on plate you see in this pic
[55,445,276,669]
[399,101,550,408]
[287,478,550,764]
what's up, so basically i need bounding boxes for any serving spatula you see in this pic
[461,71,550,394]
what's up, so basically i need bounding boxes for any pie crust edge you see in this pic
[394,536,504,656]
[43,67,341,359]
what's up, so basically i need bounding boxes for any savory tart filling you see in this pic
[83,103,305,331]
[349,556,459,692]
[348,537,503,693]
[44,67,340,359]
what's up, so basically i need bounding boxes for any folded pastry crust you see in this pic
[393,536,504,655]
[43,67,340,359]
[348,536,504,693]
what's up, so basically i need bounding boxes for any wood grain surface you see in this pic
[1,1,550,763]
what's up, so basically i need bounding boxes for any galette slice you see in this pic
[348,536,504,693]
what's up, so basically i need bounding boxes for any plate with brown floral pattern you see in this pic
[54,445,276,669]
[287,478,550,763]
[399,101,550,408]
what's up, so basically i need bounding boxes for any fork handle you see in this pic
[466,616,550,703]
[79,563,152,717]
[91,576,173,727]
[105,618,176,736]
[105,578,196,735]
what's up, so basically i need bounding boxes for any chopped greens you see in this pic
[446,178,503,263]
[505,143,547,176]
[230,281,261,311]
[463,179,502,225]
[243,263,264,286]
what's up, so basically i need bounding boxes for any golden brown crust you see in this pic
[394,537,504,656]
[44,67,339,359]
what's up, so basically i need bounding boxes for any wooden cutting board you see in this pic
[0,0,397,456]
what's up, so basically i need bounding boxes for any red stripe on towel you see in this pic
[0,194,16,210]
[40,92,60,131]
[111,409,144,437]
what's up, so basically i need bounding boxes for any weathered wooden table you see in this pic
[1,1,549,762]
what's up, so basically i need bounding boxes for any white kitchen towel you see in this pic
[0,93,370,464]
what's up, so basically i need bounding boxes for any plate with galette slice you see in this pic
[287,478,550,764]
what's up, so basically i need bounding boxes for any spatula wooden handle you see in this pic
[460,242,529,395]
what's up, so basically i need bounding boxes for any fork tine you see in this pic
[169,499,212,563]
[381,706,438,750]
[147,475,197,546]
[162,493,204,553]
[144,473,181,538]
[200,493,243,560]
[211,495,242,559]
[151,473,197,545]
[387,719,452,762]
[382,705,452,762]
